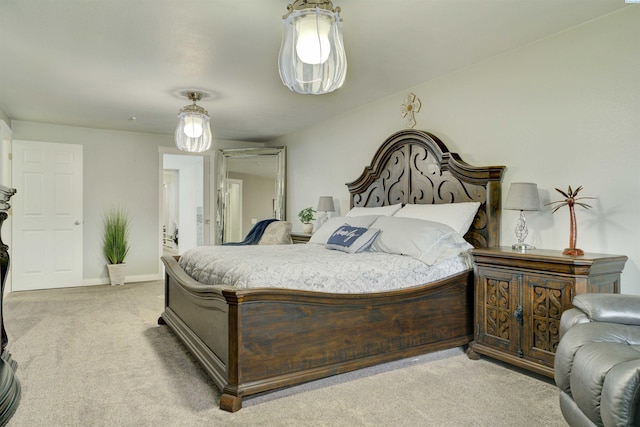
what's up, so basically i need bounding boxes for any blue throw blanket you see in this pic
[222,218,279,246]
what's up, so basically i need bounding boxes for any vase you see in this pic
[302,223,313,234]
[107,263,126,286]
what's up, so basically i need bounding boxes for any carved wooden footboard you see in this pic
[161,254,474,412]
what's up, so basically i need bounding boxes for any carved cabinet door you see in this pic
[521,273,573,366]
[474,267,520,355]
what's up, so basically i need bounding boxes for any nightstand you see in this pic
[290,232,312,244]
[467,247,627,378]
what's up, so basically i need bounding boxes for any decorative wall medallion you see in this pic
[400,93,421,128]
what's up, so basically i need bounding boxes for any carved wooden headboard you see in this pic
[346,129,505,248]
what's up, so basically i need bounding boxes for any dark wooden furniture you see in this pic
[467,247,627,378]
[159,129,505,412]
[0,185,20,426]
[290,232,311,244]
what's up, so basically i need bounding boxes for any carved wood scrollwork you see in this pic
[532,286,563,353]
[485,278,511,340]
[346,129,505,248]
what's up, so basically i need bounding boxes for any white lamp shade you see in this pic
[317,196,335,212]
[175,111,212,152]
[505,183,540,211]
[279,6,347,95]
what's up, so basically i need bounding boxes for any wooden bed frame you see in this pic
[159,129,505,412]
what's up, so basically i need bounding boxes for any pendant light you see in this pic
[278,0,347,95]
[174,92,212,152]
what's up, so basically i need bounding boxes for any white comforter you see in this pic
[179,244,472,294]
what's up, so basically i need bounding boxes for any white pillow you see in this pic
[325,225,380,253]
[308,215,380,244]
[369,216,472,265]
[345,203,402,217]
[393,202,481,235]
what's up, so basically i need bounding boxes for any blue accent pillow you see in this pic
[325,225,380,253]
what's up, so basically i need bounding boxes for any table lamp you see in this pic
[504,182,540,252]
[316,196,335,229]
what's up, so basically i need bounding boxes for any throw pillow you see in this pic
[325,225,380,253]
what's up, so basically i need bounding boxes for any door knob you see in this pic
[75,220,81,225]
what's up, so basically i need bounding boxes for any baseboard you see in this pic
[83,273,163,286]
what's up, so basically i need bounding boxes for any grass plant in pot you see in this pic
[102,207,131,286]
[298,207,316,234]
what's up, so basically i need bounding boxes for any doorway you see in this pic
[161,153,208,255]
[162,169,180,253]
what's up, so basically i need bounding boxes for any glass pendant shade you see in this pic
[174,93,212,153]
[183,115,204,138]
[279,1,347,95]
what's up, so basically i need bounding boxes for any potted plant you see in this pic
[102,207,131,286]
[298,207,316,233]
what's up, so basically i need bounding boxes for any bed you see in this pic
[158,129,505,412]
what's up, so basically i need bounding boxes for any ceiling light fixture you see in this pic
[174,91,212,152]
[278,0,347,95]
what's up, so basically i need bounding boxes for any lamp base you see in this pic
[512,243,535,252]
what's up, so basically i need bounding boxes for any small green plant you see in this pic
[102,207,131,264]
[297,207,316,224]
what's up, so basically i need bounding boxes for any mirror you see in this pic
[216,147,286,244]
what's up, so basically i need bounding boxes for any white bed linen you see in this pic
[179,244,472,294]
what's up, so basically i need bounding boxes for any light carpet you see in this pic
[3,281,566,426]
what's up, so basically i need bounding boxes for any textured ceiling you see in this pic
[0,0,629,142]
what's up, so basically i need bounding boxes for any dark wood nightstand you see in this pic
[290,232,312,244]
[467,247,627,378]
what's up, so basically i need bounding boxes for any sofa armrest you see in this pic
[555,322,640,393]
[572,294,640,326]
[601,357,640,427]
[559,308,589,339]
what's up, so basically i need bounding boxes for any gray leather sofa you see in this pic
[555,293,640,427]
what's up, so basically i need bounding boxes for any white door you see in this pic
[12,140,83,291]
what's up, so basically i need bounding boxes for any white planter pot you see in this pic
[107,263,126,286]
[302,223,313,233]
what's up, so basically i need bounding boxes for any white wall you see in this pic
[11,120,173,284]
[0,120,13,293]
[0,120,12,187]
[10,120,263,285]
[275,7,640,294]
[0,107,10,128]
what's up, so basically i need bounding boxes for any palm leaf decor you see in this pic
[546,185,595,256]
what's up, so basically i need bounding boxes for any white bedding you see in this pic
[179,244,472,294]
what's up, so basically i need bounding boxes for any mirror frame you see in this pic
[216,147,286,244]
